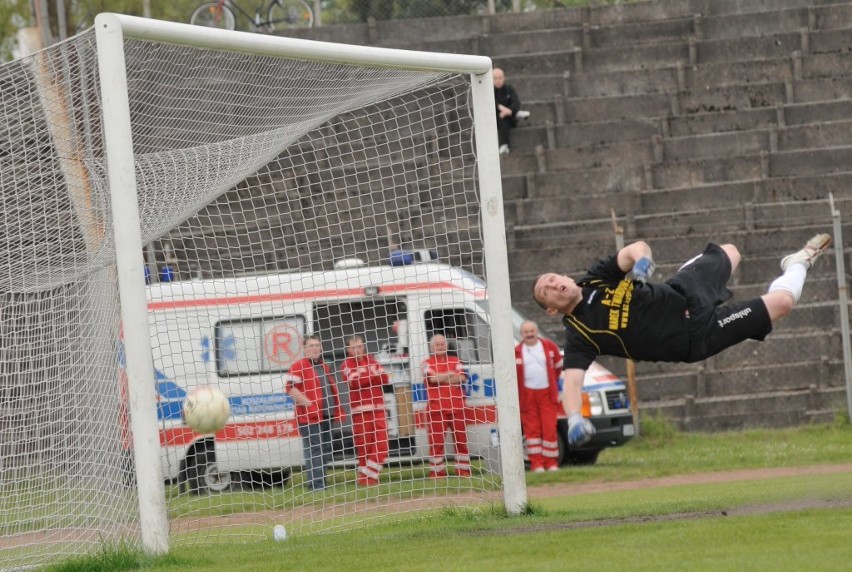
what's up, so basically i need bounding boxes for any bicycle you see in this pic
[190,0,313,31]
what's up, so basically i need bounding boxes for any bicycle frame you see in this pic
[215,0,262,26]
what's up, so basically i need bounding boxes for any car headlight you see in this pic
[587,391,603,416]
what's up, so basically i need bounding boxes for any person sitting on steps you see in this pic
[493,67,522,155]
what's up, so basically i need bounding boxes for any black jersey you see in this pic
[562,255,691,370]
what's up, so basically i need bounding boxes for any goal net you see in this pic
[0,15,521,568]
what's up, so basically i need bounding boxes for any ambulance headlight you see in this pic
[588,392,604,416]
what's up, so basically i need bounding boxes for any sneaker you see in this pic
[455,469,472,478]
[781,233,832,271]
[532,466,545,474]
[499,144,510,155]
[516,110,530,120]
[546,465,559,472]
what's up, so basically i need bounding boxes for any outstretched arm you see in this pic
[562,368,596,447]
[561,368,586,417]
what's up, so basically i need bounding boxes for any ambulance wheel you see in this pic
[199,460,232,492]
[185,439,232,494]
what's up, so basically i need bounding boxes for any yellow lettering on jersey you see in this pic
[601,280,633,331]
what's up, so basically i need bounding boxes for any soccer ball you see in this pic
[183,385,230,434]
[273,525,287,541]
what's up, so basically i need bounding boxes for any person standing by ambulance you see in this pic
[341,335,390,487]
[285,334,345,492]
[515,321,563,472]
[422,334,471,478]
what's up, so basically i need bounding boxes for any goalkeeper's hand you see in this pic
[567,413,595,447]
[632,256,655,284]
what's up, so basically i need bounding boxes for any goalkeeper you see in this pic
[533,233,831,447]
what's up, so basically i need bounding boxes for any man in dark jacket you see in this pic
[494,67,521,154]
[285,334,345,491]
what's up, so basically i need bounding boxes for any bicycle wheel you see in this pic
[190,2,237,30]
[267,0,313,30]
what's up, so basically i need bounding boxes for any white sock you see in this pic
[768,263,807,303]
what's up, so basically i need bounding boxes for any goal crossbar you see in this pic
[101,13,493,74]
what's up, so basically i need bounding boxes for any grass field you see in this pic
[47,418,852,571]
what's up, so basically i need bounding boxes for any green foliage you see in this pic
[832,408,850,428]
[0,0,29,60]
[43,540,188,572]
[635,410,681,442]
[0,0,213,61]
[520,501,544,516]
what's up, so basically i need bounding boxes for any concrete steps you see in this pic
[642,384,846,429]
[509,200,845,252]
[503,135,852,185]
[507,223,844,275]
[512,97,852,156]
[278,0,852,433]
[511,34,852,114]
[639,171,852,212]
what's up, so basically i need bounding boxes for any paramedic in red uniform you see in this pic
[422,334,471,478]
[285,334,345,492]
[341,335,390,487]
[515,320,563,472]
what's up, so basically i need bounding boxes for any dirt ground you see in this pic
[4,464,850,551]
[519,463,852,530]
[529,463,852,499]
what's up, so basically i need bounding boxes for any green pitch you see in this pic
[44,421,852,571]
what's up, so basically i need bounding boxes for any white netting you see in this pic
[1,23,503,569]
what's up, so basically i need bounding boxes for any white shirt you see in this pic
[522,341,549,390]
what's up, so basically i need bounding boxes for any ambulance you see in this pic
[147,253,634,493]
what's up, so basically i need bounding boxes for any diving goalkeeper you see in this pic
[533,233,832,447]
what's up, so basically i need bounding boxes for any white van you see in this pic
[147,256,634,492]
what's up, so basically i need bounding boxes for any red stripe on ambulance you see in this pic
[148,282,484,311]
[161,419,300,446]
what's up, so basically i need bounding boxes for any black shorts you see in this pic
[666,243,773,363]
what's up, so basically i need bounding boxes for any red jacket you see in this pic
[286,357,345,425]
[341,354,388,414]
[514,338,563,408]
[422,354,466,411]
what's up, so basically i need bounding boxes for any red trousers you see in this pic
[521,388,559,470]
[427,408,470,475]
[351,409,389,480]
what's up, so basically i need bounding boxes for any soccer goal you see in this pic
[0,13,524,567]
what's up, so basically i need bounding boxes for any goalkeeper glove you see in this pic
[567,413,595,447]
[632,256,655,283]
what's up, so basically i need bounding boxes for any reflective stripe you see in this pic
[359,466,380,479]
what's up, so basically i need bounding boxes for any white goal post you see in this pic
[0,13,525,566]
